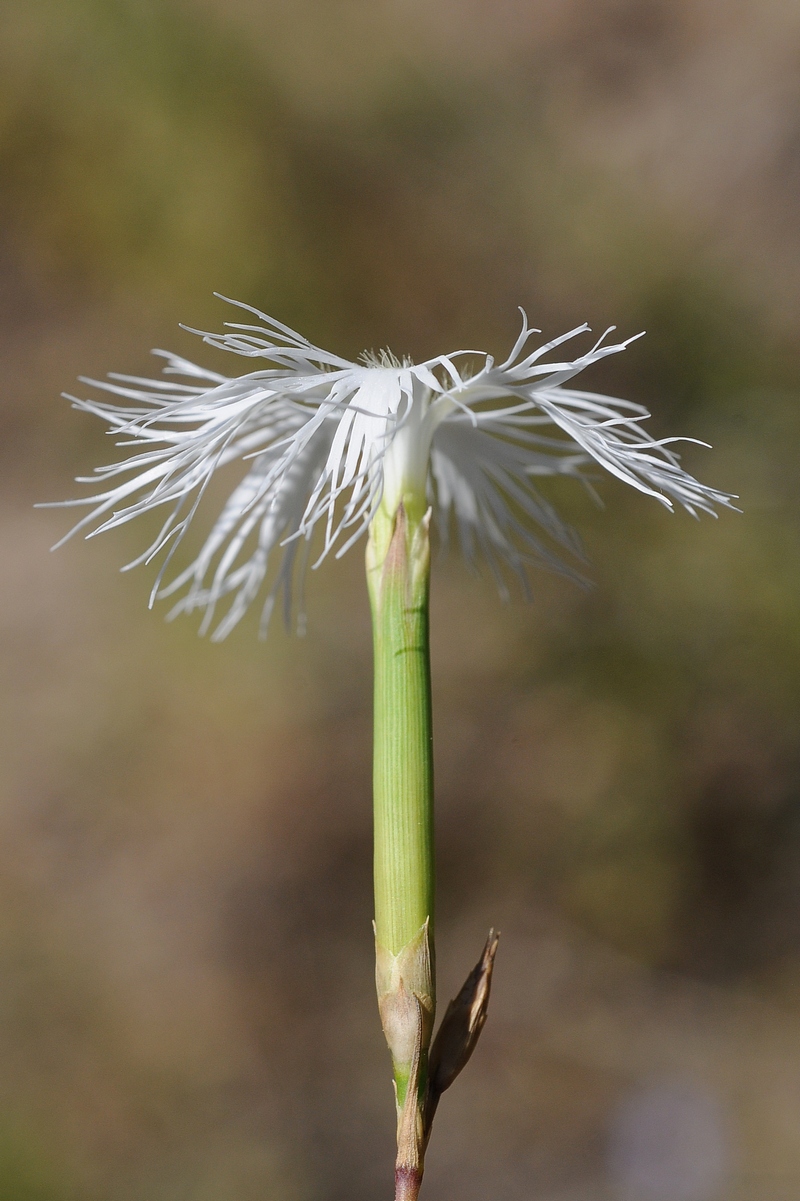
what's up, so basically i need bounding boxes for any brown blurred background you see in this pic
[2,1,800,1198]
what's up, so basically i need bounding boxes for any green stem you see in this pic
[368,503,435,958]
[367,498,499,1200]
[367,500,435,1201]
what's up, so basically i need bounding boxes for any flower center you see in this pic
[380,388,440,523]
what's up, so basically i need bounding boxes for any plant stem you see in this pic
[367,500,435,1201]
[369,504,435,957]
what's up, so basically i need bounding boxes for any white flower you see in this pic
[48,297,737,639]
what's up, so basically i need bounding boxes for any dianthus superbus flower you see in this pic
[48,298,735,1201]
[49,297,735,640]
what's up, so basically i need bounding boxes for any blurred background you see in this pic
[2,1,800,1198]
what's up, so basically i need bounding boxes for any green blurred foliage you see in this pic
[0,1,290,308]
[0,1125,79,1201]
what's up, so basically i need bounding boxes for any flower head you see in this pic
[48,297,737,638]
